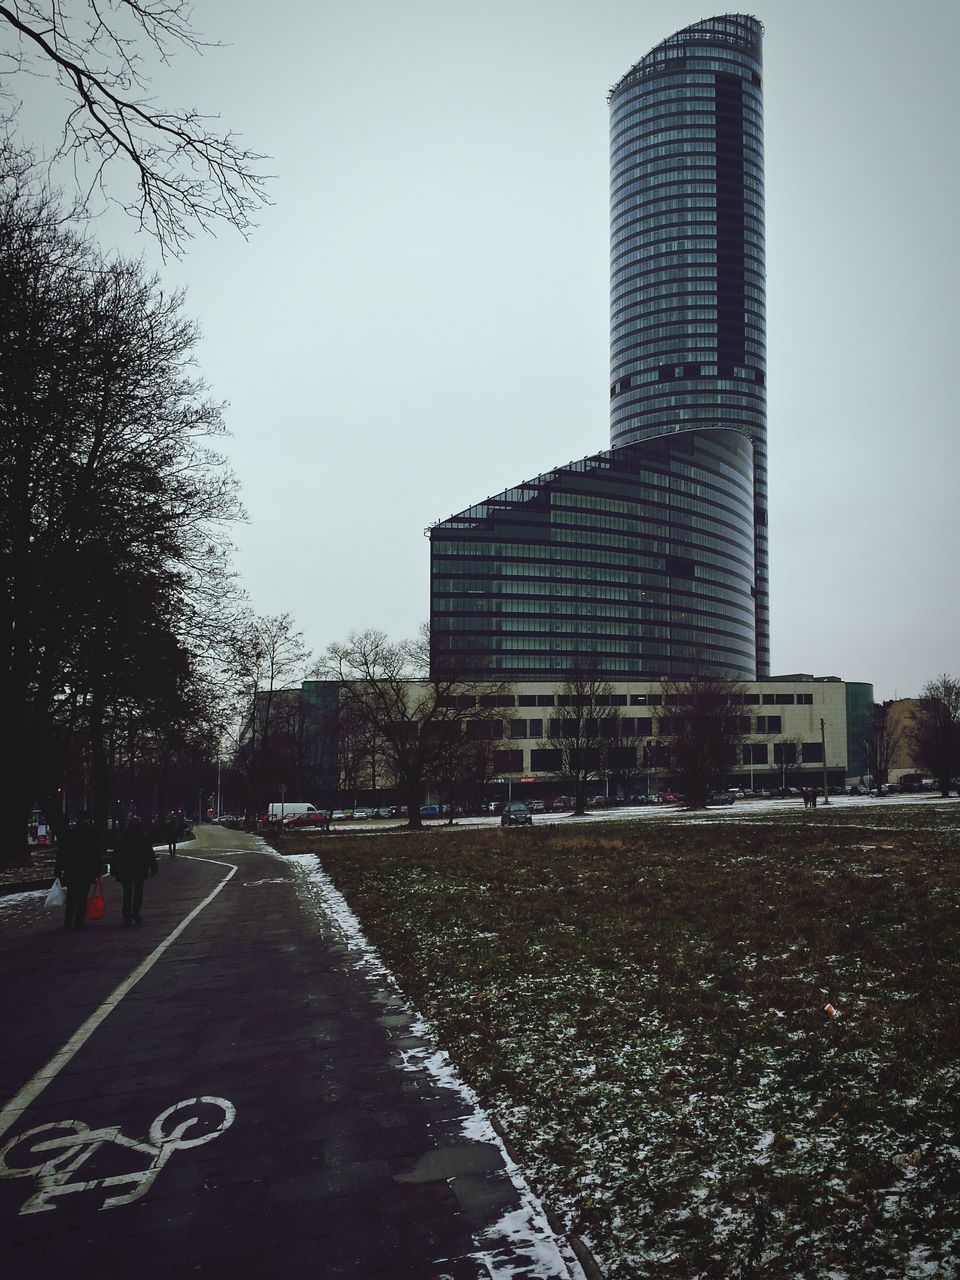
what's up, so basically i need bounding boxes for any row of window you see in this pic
[611,112,762,159]
[612,189,763,234]
[611,81,747,125]
[611,263,764,295]
[612,154,763,195]
[433,689,819,714]
[612,133,763,182]
[435,691,814,711]
[613,166,764,212]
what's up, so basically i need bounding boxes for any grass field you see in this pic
[288,803,960,1279]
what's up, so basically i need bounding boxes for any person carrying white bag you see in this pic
[44,877,65,909]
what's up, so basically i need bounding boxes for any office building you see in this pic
[430,15,768,684]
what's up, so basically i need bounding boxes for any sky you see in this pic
[10,0,959,701]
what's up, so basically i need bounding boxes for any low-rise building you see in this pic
[295,674,873,805]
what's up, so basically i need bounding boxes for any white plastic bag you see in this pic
[44,878,65,909]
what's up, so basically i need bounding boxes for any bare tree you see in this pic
[320,627,510,829]
[227,612,310,812]
[1,1,269,254]
[862,702,903,790]
[542,665,616,816]
[659,673,746,809]
[910,676,960,798]
[600,715,648,801]
[430,715,507,823]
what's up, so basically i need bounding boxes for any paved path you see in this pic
[0,826,586,1279]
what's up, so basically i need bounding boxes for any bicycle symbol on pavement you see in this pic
[0,1095,236,1214]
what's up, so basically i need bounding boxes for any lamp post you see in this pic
[820,718,830,804]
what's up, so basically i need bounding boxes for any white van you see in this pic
[267,803,318,821]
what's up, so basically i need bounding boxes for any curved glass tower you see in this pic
[429,15,770,684]
[608,14,769,676]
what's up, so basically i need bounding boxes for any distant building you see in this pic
[298,675,873,805]
[430,15,769,684]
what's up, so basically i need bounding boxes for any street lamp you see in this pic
[820,718,830,804]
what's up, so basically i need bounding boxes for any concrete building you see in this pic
[296,675,873,806]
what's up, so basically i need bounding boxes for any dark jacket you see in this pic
[55,824,103,888]
[111,828,159,884]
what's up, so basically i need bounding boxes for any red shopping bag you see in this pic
[86,876,106,922]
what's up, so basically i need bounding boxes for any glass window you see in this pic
[494,750,523,772]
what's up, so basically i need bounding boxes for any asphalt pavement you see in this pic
[0,825,588,1280]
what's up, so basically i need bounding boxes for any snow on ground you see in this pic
[268,847,589,1280]
[282,802,960,1278]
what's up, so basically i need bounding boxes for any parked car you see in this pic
[284,810,329,828]
[352,807,375,819]
[658,791,679,804]
[708,792,735,806]
[551,796,574,811]
[527,799,545,813]
[419,804,440,820]
[330,810,351,821]
[501,801,533,827]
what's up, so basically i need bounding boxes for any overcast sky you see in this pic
[13,0,959,701]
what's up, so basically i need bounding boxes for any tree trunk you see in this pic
[406,775,423,829]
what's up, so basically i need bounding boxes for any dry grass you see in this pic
[287,805,960,1279]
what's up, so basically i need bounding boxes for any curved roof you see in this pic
[608,14,763,102]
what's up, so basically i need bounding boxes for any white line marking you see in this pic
[0,856,239,1142]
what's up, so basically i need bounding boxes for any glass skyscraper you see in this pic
[608,13,768,674]
[430,15,769,683]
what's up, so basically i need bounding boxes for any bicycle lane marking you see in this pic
[0,1097,237,1214]
[0,856,239,1144]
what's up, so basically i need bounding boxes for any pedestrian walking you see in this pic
[111,817,159,924]
[810,787,818,809]
[802,788,810,809]
[54,810,104,929]
[164,814,179,859]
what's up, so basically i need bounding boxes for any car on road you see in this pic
[501,801,533,826]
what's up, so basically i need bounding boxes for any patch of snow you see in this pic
[267,848,589,1280]
[0,889,46,908]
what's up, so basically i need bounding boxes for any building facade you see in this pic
[430,15,769,684]
[608,13,768,673]
[296,676,874,806]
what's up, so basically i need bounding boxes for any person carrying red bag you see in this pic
[54,810,104,930]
